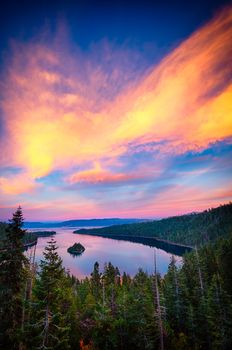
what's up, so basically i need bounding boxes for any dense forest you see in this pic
[0,221,37,248]
[76,203,232,246]
[0,222,8,248]
[0,206,232,349]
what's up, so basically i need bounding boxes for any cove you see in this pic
[26,227,186,279]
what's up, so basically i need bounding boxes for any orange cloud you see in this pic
[0,5,232,196]
[0,172,40,195]
[112,6,232,151]
[67,162,145,185]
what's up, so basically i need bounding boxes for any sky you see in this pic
[0,0,232,221]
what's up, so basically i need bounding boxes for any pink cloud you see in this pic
[67,162,147,185]
[1,6,231,183]
[0,172,41,195]
[0,6,231,219]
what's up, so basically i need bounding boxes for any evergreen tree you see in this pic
[90,262,102,300]
[1,205,232,349]
[27,239,71,349]
[0,206,27,349]
[207,274,232,349]
[163,257,181,332]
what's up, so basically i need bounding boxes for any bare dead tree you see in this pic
[153,249,164,350]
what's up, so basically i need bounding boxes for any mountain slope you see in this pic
[75,203,232,246]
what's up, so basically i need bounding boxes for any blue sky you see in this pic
[0,0,232,220]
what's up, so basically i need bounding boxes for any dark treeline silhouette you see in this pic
[0,207,232,349]
[0,220,37,250]
[75,202,232,246]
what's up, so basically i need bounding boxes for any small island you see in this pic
[67,242,85,255]
[34,231,56,237]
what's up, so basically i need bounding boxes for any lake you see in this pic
[26,227,183,278]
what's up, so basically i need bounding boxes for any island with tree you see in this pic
[67,242,85,255]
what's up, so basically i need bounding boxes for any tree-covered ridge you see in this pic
[75,202,232,246]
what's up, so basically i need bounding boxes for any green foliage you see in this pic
[77,202,232,246]
[0,206,28,349]
[67,242,85,255]
[1,207,232,349]
[0,221,37,248]
[0,222,8,247]
[26,238,74,349]
[163,235,232,349]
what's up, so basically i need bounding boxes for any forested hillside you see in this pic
[76,203,232,246]
[1,207,232,349]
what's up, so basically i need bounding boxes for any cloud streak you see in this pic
[0,6,232,219]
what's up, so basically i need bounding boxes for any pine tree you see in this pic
[90,262,102,300]
[27,238,70,349]
[206,274,232,349]
[163,256,181,332]
[0,206,28,349]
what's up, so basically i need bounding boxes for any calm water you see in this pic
[26,227,182,279]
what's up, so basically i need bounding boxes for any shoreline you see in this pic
[23,238,38,249]
[75,231,193,255]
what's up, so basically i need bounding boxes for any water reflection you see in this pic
[27,227,182,279]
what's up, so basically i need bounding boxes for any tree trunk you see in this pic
[153,249,164,350]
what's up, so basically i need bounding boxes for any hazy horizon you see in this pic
[2,201,227,222]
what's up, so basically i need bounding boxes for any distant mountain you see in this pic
[23,222,58,228]
[23,218,148,229]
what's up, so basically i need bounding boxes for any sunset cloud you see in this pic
[0,5,232,219]
[67,162,149,186]
[0,172,40,195]
[113,6,232,152]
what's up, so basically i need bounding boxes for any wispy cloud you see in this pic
[0,6,232,219]
[0,171,41,195]
[66,162,152,187]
